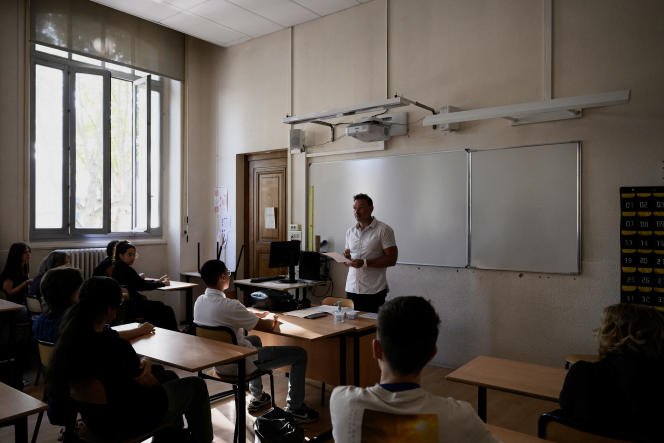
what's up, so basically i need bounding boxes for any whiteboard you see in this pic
[309,150,468,267]
[469,142,580,274]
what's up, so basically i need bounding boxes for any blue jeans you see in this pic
[245,335,307,409]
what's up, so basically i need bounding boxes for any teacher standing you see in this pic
[343,193,398,312]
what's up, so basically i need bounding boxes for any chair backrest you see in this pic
[70,378,108,405]
[322,297,354,309]
[195,323,237,345]
[37,340,55,368]
[26,295,43,314]
[539,410,634,443]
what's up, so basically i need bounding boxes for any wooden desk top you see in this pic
[248,308,356,341]
[0,299,25,313]
[446,356,566,402]
[234,278,328,291]
[339,315,378,333]
[113,324,257,372]
[486,424,550,442]
[0,382,47,425]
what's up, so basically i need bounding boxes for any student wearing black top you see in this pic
[1,242,32,304]
[559,303,664,442]
[46,277,213,442]
[111,241,178,330]
[0,242,33,369]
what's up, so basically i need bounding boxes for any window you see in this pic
[30,44,163,240]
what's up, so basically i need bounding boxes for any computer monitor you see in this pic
[268,240,301,283]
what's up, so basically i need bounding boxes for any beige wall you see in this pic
[1,0,26,257]
[185,0,664,368]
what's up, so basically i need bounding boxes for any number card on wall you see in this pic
[620,187,664,306]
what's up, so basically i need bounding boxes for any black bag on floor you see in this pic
[254,407,304,443]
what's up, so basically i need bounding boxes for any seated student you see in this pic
[559,303,664,441]
[111,240,177,330]
[46,277,213,442]
[29,251,70,301]
[194,259,319,423]
[0,242,33,370]
[330,296,497,443]
[92,240,118,277]
[1,242,32,304]
[33,267,83,343]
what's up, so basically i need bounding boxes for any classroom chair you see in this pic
[195,323,275,443]
[320,297,354,405]
[564,354,599,369]
[538,409,634,443]
[34,339,54,386]
[322,297,354,309]
[25,294,43,319]
[68,378,174,443]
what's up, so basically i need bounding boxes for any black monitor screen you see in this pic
[268,240,301,282]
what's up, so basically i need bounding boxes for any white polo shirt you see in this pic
[193,287,259,374]
[330,385,498,443]
[345,217,396,294]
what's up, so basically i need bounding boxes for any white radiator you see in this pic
[56,248,106,279]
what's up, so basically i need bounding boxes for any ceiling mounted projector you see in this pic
[345,112,407,142]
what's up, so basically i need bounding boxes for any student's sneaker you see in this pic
[285,404,319,424]
[248,393,272,413]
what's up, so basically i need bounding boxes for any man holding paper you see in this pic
[343,193,398,312]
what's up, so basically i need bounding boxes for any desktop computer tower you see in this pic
[298,251,328,281]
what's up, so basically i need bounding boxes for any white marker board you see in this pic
[309,150,468,267]
[469,142,580,274]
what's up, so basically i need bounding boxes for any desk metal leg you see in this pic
[15,416,28,443]
[238,359,246,443]
[353,334,360,386]
[339,336,347,385]
[185,286,193,325]
[478,387,487,422]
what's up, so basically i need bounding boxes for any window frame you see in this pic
[29,45,164,241]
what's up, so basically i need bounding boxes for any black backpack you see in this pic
[254,407,304,443]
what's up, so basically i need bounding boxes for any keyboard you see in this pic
[250,275,285,283]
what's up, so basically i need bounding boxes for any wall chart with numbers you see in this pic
[620,187,664,306]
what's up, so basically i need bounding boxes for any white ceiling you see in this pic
[91,0,371,47]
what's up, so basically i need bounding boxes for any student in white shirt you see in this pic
[330,296,498,443]
[193,259,319,423]
[343,193,398,312]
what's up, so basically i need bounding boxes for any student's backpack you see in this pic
[254,407,304,443]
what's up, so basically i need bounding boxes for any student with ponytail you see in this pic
[111,241,178,330]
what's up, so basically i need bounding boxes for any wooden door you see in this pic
[247,151,287,278]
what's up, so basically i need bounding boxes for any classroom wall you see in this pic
[186,0,664,368]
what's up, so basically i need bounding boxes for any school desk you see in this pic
[0,382,47,443]
[446,355,566,422]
